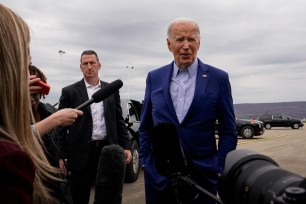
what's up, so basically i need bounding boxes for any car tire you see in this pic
[265,123,272,129]
[240,126,255,139]
[292,123,300,129]
[124,140,140,183]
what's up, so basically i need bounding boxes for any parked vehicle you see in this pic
[258,114,304,129]
[235,118,265,139]
[216,118,265,139]
[120,99,142,183]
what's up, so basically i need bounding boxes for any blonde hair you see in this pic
[0,4,56,203]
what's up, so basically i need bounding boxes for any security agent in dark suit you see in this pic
[58,50,132,204]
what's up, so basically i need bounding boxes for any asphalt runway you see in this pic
[91,127,306,204]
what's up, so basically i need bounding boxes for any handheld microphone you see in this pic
[76,79,123,110]
[94,144,126,204]
[152,123,187,176]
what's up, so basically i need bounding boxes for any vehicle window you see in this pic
[128,103,138,122]
[273,115,282,119]
[259,115,271,120]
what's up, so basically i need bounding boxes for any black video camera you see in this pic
[219,149,306,204]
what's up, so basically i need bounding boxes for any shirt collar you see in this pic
[84,79,101,88]
[172,58,198,79]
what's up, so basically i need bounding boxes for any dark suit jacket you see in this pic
[58,79,130,172]
[139,59,237,190]
[0,141,35,204]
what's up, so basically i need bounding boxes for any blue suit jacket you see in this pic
[139,59,237,191]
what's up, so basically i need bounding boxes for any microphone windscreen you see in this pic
[92,79,123,103]
[94,144,126,204]
[152,123,186,176]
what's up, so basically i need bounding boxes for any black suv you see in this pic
[258,114,304,129]
[235,118,265,139]
[120,99,142,183]
[216,119,265,139]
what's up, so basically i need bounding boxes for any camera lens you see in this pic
[219,149,305,204]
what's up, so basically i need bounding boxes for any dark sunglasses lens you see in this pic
[31,92,40,97]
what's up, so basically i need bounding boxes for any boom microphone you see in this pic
[94,144,126,204]
[152,123,187,176]
[76,79,123,110]
[152,123,224,204]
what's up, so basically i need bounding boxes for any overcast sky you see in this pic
[2,0,306,105]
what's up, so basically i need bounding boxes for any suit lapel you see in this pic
[193,62,209,105]
[77,80,92,113]
[183,61,209,122]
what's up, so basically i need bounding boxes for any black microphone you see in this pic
[152,123,224,204]
[76,79,123,110]
[152,123,187,176]
[94,144,126,204]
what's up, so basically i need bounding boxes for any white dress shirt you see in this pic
[84,80,107,140]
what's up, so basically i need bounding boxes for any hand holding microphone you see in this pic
[76,79,123,110]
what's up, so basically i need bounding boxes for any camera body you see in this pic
[272,186,306,204]
[218,149,306,204]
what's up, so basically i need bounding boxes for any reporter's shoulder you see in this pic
[40,102,57,114]
[0,141,34,169]
[0,141,35,199]
[0,140,23,154]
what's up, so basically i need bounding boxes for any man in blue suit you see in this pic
[139,18,237,204]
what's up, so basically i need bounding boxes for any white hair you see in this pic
[167,17,200,38]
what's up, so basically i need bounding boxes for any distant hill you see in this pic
[234,101,306,120]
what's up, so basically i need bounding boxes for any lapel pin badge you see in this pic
[203,74,207,78]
